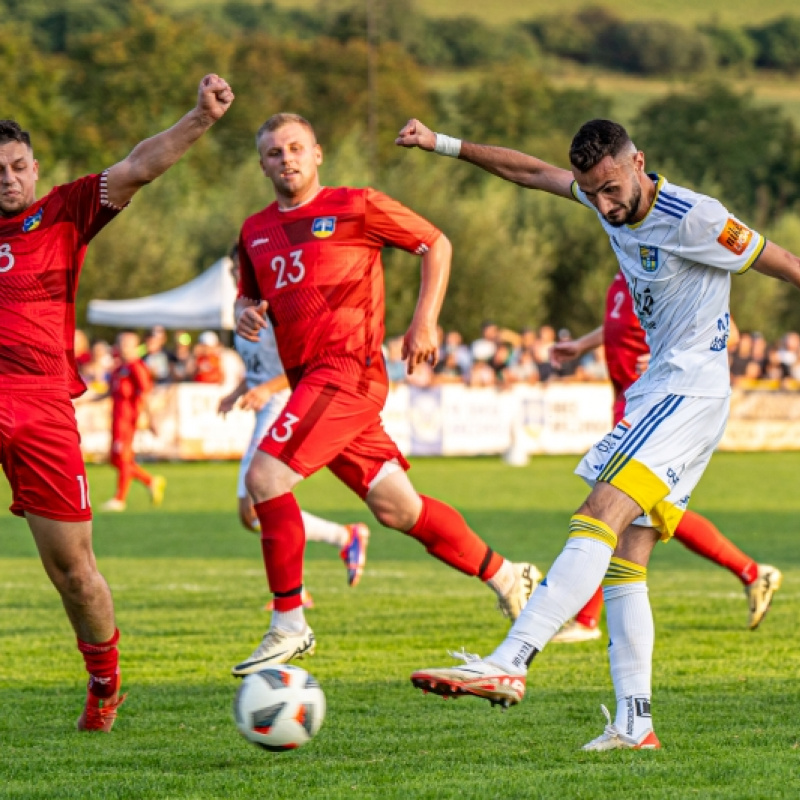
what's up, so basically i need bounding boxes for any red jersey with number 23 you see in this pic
[603,270,649,418]
[238,187,441,401]
[0,172,122,397]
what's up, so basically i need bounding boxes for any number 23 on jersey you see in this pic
[271,249,305,290]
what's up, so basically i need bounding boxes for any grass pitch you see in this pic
[1,453,799,799]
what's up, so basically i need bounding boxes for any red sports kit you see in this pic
[603,270,649,423]
[109,359,152,468]
[238,186,440,496]
[0,173,122,520]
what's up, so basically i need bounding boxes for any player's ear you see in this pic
[633,150,645,173]
[314,144,323,166]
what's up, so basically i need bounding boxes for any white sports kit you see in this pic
[572,174,765,535]
[234,327,291,498]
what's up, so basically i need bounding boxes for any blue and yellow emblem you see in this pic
[22,207,44,233]
[639,245,659,273]
[312,216,336,238]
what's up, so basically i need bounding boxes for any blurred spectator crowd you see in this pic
[74,322,800,395]
[74,325,244,395]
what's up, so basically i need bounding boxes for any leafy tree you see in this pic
[699,23,757,70]
[633,84,800,225]
[749,16,800,73]
[594,19,712,76]
[0,24,74,172]
[446,63,612,164]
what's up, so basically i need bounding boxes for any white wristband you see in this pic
[434,133,462,158]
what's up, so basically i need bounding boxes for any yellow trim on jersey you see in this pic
[570,180,580,200]
[626,174,665,230]
[602,557,647,586]
[604,457,669,518]
[568,514,618,550]
[736,234,766,275]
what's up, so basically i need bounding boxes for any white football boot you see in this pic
[745,564,782,630]
[411,648,526,708]
[551,619,603,644]
[497,562,542,621]
[582,704,661,751]
[231,626,316,677]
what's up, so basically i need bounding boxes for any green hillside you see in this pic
[263,0,795,26]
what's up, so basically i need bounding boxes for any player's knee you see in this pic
[245,453,302,501]
[52,559,100,602]
[368,498,417,531]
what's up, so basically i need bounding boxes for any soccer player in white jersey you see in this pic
[219,253,370,593]
[395,117,800,750]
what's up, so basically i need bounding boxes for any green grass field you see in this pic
[1,453,799,799]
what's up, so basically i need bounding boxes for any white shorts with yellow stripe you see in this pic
[574,392,730,540]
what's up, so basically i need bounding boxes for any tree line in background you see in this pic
[3,0,800,340]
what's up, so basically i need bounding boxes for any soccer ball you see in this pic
[233,665,326,751]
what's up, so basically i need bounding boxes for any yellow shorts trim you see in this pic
[603,556,647,586]
[648,499,686,541]
[604,457,668,516]
[568,514,618,550]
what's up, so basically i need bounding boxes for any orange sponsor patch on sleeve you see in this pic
[717,217,753,256]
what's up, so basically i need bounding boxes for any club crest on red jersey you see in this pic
[312,216,336,238]
[639,245,659,273]
[22,207,44,233]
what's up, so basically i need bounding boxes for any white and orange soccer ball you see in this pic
[233,665,326,751]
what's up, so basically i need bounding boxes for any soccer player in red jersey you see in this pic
[100,331,165,512]
[231,114,541,675]
[549,270,782,641]
[0,74,233,731]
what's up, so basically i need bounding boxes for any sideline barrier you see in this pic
[74,383,800,462]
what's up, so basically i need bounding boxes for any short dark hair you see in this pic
[0,120,32,149]
[255,113,316,150]
[569,119,633,173]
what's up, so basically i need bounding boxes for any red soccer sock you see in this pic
[674,509,758,585]
[130,463,153,488]
[254,493,306,611]
[114,463,133,502]
[77,628,120,699]
[406,495,503,580]
[575,586,604,629]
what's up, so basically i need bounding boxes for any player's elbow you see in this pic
[431,232,452,260]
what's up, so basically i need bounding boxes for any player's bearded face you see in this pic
[0,142,38,217]
[604,180,642,228]
[258,123,322,204]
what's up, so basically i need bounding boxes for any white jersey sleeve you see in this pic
[678,198,765,274]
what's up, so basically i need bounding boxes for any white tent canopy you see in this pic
[87,256,237,330]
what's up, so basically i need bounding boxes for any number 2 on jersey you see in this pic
[271,249,305,289]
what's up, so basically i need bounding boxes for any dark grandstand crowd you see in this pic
[76,323,800,394]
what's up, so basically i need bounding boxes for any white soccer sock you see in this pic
[489,536,614,672]
[301,512,349,548]
[486,558,516,598]
[271,605,307,634]
[604,581,654,738]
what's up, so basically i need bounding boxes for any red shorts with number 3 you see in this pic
[257,372,409,499]
[0,389,92,521]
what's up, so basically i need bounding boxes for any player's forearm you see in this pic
[577,326,604,354]
[225,379,249,403]
[413,233,452,326]
[458,142,573,196]
[113,109,216,190]
[752,240,800,290]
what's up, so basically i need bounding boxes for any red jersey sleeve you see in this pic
[364,188,441,254]
[59,171,125,246]
[237,229,262,301]
[130,360,153,395]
